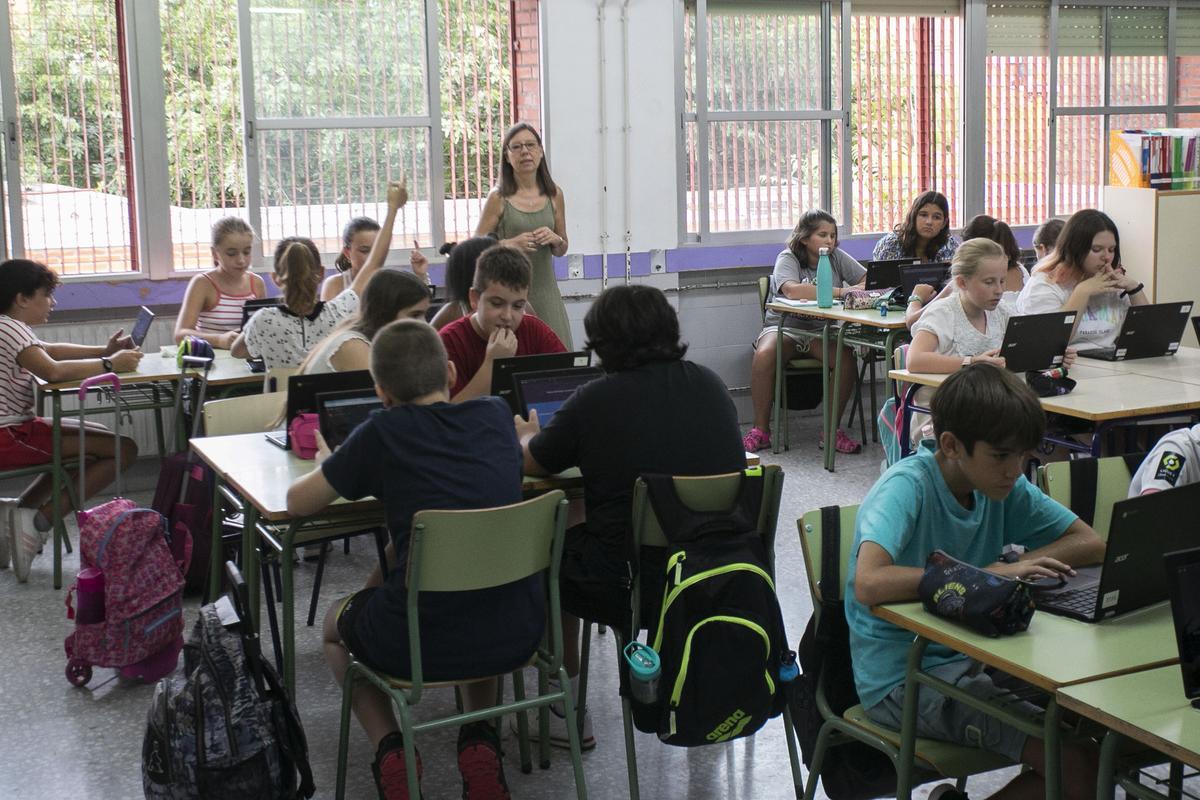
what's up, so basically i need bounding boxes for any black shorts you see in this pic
[334,587,379,668]
[558,525,666,633]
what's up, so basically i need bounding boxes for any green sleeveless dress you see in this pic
[495,197,573,348]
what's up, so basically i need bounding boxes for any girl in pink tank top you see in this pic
[174,217,267,349]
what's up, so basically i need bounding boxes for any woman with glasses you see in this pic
[477,122,573,347]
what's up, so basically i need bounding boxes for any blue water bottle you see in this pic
[816,247,834,308]
[624,642,661,704]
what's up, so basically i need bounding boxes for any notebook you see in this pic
[315,388,383,449]
[1033,482,1200,622]
[1077,301,1194,361]
[894,262,951,306]
[130,306,155,348]
[264,369,375,449]
[998,312,1076,373]
[1164,546,1200,708]
[512,366,603,425]
[490,351,591,414]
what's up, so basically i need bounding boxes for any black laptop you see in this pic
[512,366,603,425]
[1165,546,1200,708]
[1078,301,1194,362]
[894,262,951,306]
[241,297,282,330]
[490,351,591,414]
[315,388,383,449]
[265,370,375,449]
[1033,482,1200,622]
[864,258,919,292]
[998,312,1076,373]
[1191,315,1200,345]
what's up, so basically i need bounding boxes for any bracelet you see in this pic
[907,296,924,306]
[1120,282,1144,298]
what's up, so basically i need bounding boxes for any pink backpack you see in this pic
[65,500,192,686]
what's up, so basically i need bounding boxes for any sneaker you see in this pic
[371,732,423,800]
[9,506,48,583]
[833,428,863,454]
[457,722,510,800]
[508,680,596,751]
[0,498,17,570]
[742,427,771,453]
[927,784,969,800]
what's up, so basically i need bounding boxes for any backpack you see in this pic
[65,501,190,684]
[142,602,315,799]
[151,455,218,593]
[790,506,897,800]
[628,470,790,747]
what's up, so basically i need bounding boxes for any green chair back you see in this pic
[797,505,861,608]
[758,275,771,325]
[1036,454,1140,540]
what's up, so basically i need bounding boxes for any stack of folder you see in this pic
[1110,128,1200,190]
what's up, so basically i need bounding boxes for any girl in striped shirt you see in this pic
[174,217,268,349]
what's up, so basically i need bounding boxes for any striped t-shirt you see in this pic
[0,315,40,426]
[196,273,257,334]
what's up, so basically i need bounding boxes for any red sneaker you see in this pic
[457,722,511,800]
[372,733,423,800]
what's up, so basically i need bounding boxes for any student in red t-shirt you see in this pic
[439,244,566,401]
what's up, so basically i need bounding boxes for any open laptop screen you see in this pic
[1165,547,1200,703]
[513,367,603,425]
[316,389,383,449]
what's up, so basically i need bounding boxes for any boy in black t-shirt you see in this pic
[288,319,537,800]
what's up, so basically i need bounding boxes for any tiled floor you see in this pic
[0,410,1185,798]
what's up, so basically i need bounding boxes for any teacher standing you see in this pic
[477,123,573,348]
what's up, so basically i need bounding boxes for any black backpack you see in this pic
[627,471,790,747]
[790,505,898,800]
[142,566,315,800]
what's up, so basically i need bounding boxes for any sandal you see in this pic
[742,427,771,453]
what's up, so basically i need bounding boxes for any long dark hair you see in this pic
[335,217,381,273]
[961,214,1020,269]
[1036,209,1121,284]
[0,259,60,313]
[785,210,838,265]
[895,191,951,258]
[498,123,557,198]
[440,236,495,306]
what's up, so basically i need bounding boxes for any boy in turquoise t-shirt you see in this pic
[846,364,1106,800]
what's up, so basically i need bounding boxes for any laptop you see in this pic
[130,306,155,348]
[893,262,951,307]
[864,258,919,292]
[512,366,603,425]
[241,297,282,330]
[1164,546,1200,708]
[998,312,1076,373]
[264,369,375,449]
[1033,482,1200,622]
[490,351,591,414]
[315,388,383,449]
[1078,301,1194,361]
[1191,315,1199,345]
[1018,248,1039,271]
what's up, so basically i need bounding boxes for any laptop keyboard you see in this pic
[1078,348,1117,361]
[1043,587,1097,614]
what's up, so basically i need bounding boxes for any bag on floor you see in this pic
[627,469,790,747]
[142,565,315,800]
[790,505,897,800]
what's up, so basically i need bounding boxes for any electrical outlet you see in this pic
[650,249,666,273]
[567,253,584,280]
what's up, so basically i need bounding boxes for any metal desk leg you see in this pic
[883,329,903,400]
[151,384,166,460]
[242,506,261,633]
[1097,730,1120,800]
[51,391,64,589]
[772,318,785,454]
[281,523,298,694]
[896,636,931,799]
[826,323,843,472]
[1043,696,1063,800]
[207,477,224,603]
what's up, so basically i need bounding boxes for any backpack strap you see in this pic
[641,471,765,545]
[818,505,842,605]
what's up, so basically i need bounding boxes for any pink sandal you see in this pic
[742,427,771,453]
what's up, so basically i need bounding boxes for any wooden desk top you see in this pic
[873,601,1177,692]
[37,350,259,391]
[889,369,1200,421]
[766,301,909,330]
[1074,346,1200,386]
[1058,665,1200,770]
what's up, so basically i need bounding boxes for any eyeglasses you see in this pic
[508,141,541,153]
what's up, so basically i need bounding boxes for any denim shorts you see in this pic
[865,659,1040,764]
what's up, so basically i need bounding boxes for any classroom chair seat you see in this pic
[840,703,1012,778]
[334,490,587,799]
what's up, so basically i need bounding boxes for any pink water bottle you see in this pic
[75,567,106,625]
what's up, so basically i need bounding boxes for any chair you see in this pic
[263,365,298,394]
[797,506,1012,800]
[1036,453,1144,538]
[609,465,804,800]
[333,490,587,800]
[758,276,823,453]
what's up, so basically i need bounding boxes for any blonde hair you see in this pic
[950,238,1006,281]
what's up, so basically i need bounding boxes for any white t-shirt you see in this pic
[243,289,359,370]
[1002,263,1031,307]
[302,329,370,375]
[1016,272,1129,351]
[1128,425,1200,495]
[0,314,40,426]
[911,293,1015,357]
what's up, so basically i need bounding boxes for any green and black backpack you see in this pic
[629,470,790,747]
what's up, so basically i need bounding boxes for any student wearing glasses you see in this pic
[476,123,573,348]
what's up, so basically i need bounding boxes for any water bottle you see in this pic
[624,641,661,705]
[779,649,799,683]
[816,247,834,308]
[75,567,106,625]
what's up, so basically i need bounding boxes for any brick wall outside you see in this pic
[512,0,542,131]
[1180,56,1200,109]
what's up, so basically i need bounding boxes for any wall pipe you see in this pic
[621,0,632,284]
[597,0,610,290]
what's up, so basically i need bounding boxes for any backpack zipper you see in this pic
[666,615,775,735]
[200,628,239,759]
[651,562,775,652]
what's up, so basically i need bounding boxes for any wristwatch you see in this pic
[100,357,113,372]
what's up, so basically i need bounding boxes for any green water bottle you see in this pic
[816,247,834,308]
